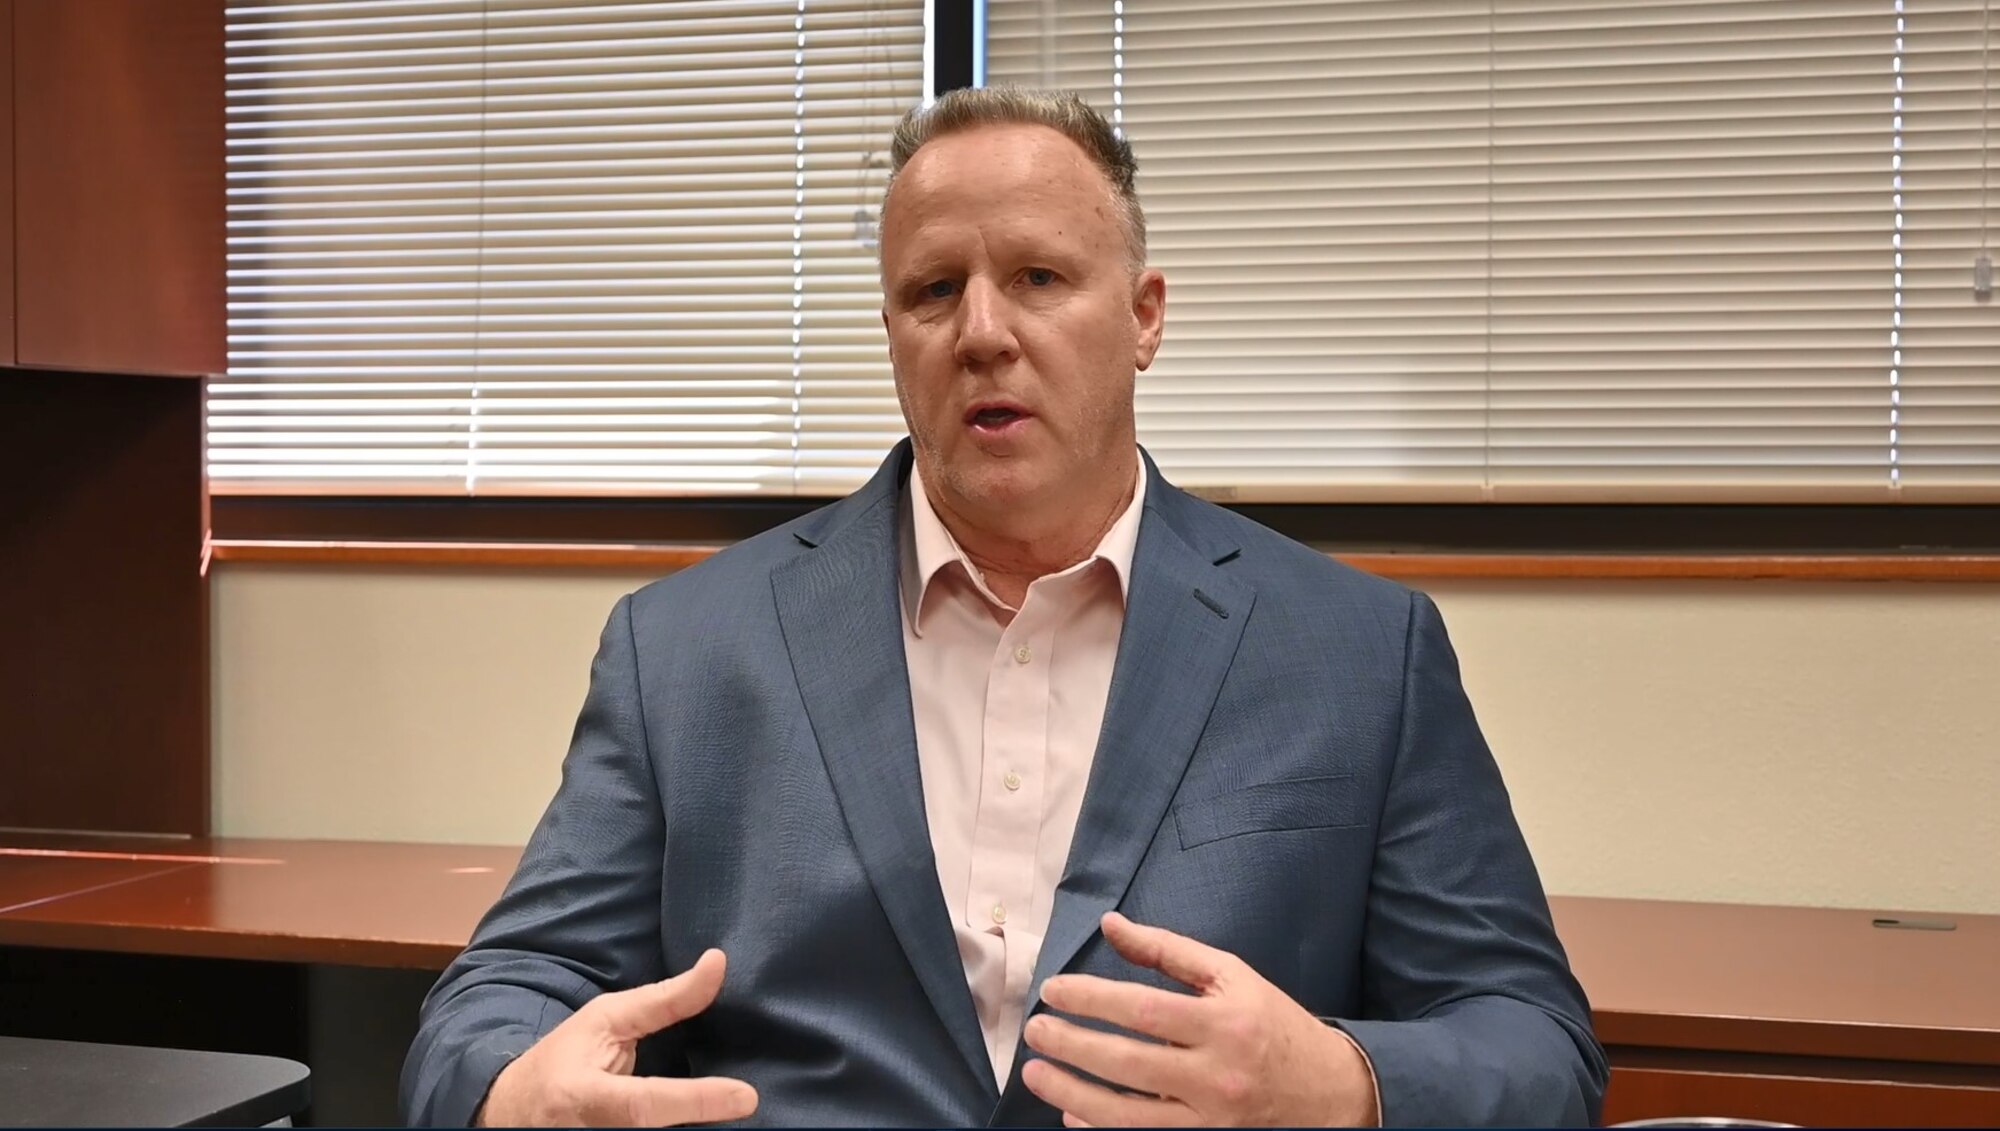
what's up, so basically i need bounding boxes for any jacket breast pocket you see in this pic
[1173,774,1363,850]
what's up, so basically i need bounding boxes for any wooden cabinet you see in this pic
[11,0,224,377]
[0,0,222,837]
[0,5,13,363]
[0,372,208,836]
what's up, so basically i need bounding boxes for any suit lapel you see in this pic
[1024,478,1254,1024]
[769,451,997,1099]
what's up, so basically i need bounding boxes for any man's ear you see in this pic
[881,306,894,364]
[1132,268,1167,371]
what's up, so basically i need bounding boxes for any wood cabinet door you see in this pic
[14,0,223,378]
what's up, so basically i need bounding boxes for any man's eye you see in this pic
[923,280,957,300]
[1024,268,1055,286]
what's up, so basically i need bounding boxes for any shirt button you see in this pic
[1014,645,1033,664]
[1003,770,1023,791]
[990,903,1008,925]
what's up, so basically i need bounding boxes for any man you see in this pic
[402,87,1605,1128]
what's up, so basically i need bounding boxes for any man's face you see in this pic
[879,123,1165,521]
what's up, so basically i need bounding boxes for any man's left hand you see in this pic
[1021,911,1380,1128]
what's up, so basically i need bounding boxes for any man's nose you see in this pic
[953,277,1018,368]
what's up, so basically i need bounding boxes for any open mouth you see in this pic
[966,403,1029,430]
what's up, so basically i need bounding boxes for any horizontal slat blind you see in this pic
[798,5,922,490]
[988,0,1999,502]
[215,0,919,495]
[993,2,1496,500]
[1489,1,1896,501]
[1901,0,2000,498]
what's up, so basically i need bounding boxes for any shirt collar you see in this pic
[899,452,1147,635]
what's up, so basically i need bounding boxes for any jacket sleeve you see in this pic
[400,594,676,1126]
[1332,592,1609,1127]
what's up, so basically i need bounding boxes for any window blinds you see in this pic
[988,0,2000,502]
[1903,0,2000,498]
[214,0,922,495]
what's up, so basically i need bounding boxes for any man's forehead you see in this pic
[894,121,1112,200]
[883,125,1126,268]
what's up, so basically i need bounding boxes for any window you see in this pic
[215,0,924,496]
[214,0,1997,508]
[988,0,2000,502]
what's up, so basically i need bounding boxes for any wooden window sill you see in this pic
[206,540,2000,582]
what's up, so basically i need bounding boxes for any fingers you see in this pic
[587,1074,759,1127]
[1022,1058,1197,1128]
[1098,912,1234,992]
[1039,973,1209,1047]
[594,949,730,1042]
[1022,1013,1192,1100]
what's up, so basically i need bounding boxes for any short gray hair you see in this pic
[884,87,1146,266]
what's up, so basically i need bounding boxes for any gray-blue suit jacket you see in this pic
[401,443,1606,1127]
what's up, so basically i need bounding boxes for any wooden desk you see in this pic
[0,851,197,913]
[1552,898,2000,1125]
[0,836,512,1125]
[1556,897,2000,1063]
[2,837,1996,1125]
[0,836,518,968]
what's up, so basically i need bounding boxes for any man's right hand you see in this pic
[476,949,759,1127]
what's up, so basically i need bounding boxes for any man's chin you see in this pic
[934,460,1060,518]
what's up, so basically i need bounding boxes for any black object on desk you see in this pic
[0,1034,310,1127]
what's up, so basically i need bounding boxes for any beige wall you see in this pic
[211,564,2000,913]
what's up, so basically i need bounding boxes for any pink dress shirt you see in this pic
[898,457,1147,1087]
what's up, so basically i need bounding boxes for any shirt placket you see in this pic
[963,584,1056,1075]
